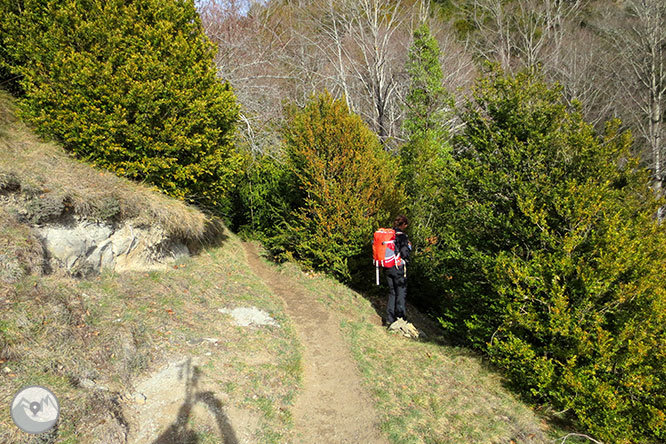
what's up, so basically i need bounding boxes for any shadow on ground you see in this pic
[188,217,230,255]
[152,359,238,444]
[254,242,449,345]
[349,266,449,345]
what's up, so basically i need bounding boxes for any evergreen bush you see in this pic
[229,151,293,238]
[400,23,454,307]
[272,91,403,280]
[0,0,241,213]
[433,67,666,443]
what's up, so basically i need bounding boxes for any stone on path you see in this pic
[218,306,278,327]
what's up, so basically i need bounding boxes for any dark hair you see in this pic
[393,215,409,228]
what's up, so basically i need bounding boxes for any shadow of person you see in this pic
[151,403,199,444]
[196,391,238,444]
[152,359,239,444]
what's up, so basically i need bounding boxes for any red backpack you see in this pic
[373,228,403,285]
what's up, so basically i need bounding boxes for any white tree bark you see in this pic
[598,0,666,187]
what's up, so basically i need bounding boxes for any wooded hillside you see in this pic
[1,1,665,443]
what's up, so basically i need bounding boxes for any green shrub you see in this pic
[0,0,241,213]
[271,91,403,280]
[230,151,293,238]
[432,67,666,443]
[400,23,454,307]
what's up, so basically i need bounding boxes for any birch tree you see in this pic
[599,0,666,190]
[463,0,584,72]
[199,0,304,156]
[343,0,414,142]
[201,0,472,149]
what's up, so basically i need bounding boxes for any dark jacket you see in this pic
[393,227,411,265]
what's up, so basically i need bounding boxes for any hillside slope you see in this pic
[0,92,301,443]
[0,91,578,444]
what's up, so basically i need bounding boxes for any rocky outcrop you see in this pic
[37,218,189,275]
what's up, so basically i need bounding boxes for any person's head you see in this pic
[393,215,409,230]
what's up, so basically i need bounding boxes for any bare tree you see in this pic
[335,0,416,143]
[200,0,474,151]
[550,26,619,128]
[199,0,299,155]
[430,21,476,110]
[466,0,514,70]
[596,0,666,188]
[464,0,585,72]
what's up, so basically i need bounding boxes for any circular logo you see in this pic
[10,385,60,434]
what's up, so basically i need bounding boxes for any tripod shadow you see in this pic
[152,359,238,444]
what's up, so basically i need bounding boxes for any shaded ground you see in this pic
[284,258,570,444]
[243,242,389,444]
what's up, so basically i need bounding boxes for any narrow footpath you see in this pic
[243,243,389,444]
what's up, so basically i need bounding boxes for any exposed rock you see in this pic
[218,306,278,327]
[37,218,190,275]
[131,392,147,405]
[40,222,113,270]
[388,318,420,339]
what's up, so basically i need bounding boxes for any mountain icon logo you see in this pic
[10,385,60,434]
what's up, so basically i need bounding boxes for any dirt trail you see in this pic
[243,243,389,444]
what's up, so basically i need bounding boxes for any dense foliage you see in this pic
[264,92,403,280]
[2,0,665,441]
[431,68,666,443]
[0,0,241,212]
[400,23,454,306]
[230,151,292,238]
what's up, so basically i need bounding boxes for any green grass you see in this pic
[269,257,587,444]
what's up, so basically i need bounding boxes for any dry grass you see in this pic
[0,207,44,283]
[0,90,209,241]
[0,93,301,442]
[0,232,301,444]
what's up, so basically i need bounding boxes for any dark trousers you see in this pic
[386,265,407,324]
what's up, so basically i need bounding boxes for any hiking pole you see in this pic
[376,264,380,286]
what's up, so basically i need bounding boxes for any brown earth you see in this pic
[243,242,389,444]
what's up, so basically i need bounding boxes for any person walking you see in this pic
[385,215,411,326]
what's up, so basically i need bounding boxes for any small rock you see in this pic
[388,318,420,339]
[3,366,12,374]
[80,378,109,391]
[218,306,278,327]
[132,392,147,405]
[79,378,96,389]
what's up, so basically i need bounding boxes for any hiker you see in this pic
[385,215,411,326]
